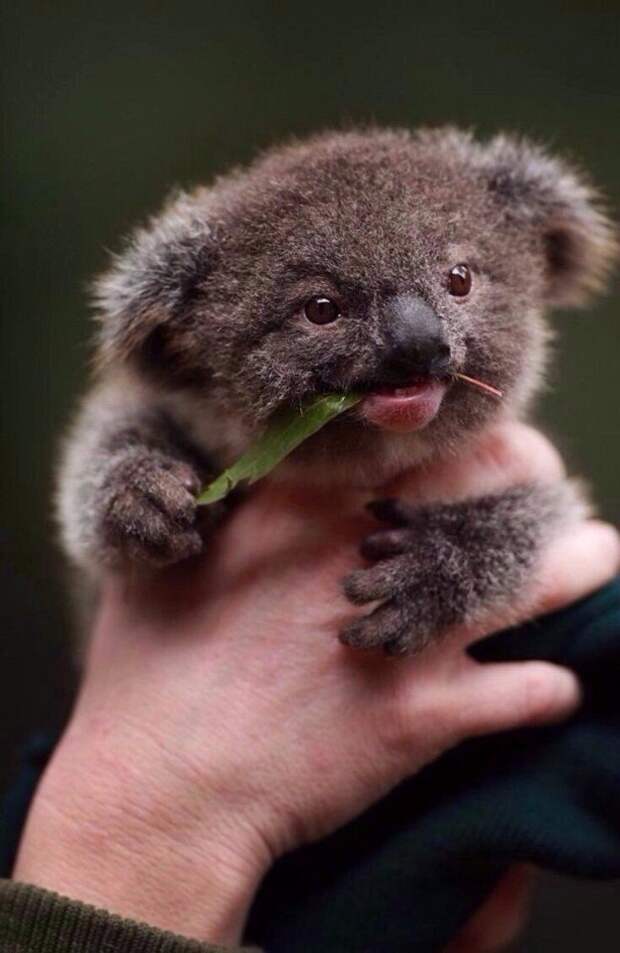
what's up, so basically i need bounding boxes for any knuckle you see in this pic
[380,686,446,764]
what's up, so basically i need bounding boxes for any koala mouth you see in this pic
[360,376,448,433]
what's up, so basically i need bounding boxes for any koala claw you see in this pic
[341,497,448,655]
[101,454,204,568]
[365,497,417,526]
[359,527,418,561]
[340,598,432,656]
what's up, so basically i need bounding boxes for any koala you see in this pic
[57,127,616,654]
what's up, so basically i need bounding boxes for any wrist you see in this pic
[12,726,270,944]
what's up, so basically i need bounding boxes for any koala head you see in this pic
[94,127,616,484]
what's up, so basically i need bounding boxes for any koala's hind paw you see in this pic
[100,452,205,568]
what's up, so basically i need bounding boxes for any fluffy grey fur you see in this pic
[57,126,616,653]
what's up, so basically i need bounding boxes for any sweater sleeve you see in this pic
[0,881,261,953]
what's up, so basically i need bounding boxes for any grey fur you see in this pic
[58,126,616,650]
[342,481,586,654]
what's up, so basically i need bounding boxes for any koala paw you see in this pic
[100,450,205,568]
[341,498,465,656]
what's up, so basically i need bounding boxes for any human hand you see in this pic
[13,423,619,946]
[443,866,534,953]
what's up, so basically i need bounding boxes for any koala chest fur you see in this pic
[57,126,615,654]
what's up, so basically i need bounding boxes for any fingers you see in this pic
[388,652,580,761]
[451,519,620,653]
[449,660,581,742]
[397,519,617,753]
[448,519,617,742]
[387,421,566,504]
[443,865,534,953]
[528,519,620,616]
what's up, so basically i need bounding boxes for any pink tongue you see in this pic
[361,379,446,433]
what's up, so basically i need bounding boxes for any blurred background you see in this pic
[1,1,618,948]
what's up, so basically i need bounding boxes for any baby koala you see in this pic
[57,127,616,654]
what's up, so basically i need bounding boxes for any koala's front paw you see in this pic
[341,498,465,656]
[100,450,205,568]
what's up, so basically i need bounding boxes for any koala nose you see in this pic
[379,294,451,384]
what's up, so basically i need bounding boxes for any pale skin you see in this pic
[14,423,620,951]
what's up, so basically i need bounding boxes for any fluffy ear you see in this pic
[92,189,216,365]
[482,135,617,307]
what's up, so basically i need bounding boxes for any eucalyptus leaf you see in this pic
[197,393,362,505]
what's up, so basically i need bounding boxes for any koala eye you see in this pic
[448,264,472,297]
[304,296,341,325]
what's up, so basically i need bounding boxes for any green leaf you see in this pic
[197,393,362,505]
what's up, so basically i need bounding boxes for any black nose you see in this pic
[379,294,451,384]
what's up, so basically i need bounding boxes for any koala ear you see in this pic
[93,189,216,365]
[483,136,617,307]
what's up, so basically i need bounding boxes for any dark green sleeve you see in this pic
[0,880,260,953]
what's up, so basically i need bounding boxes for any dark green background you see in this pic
[1,2,619,949]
